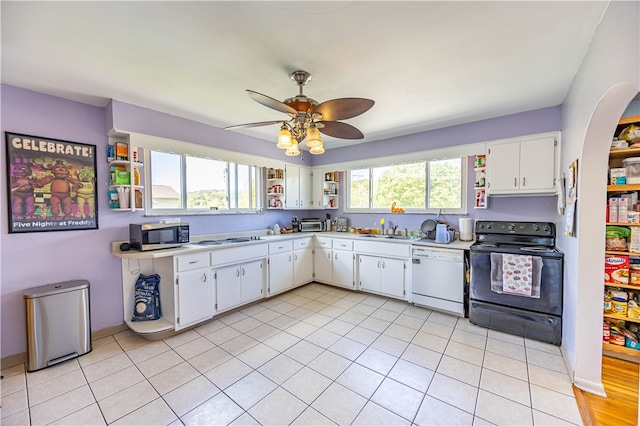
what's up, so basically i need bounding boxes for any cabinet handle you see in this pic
[335,253,338,260]
[242,268,245,276]
[328,252,331,260]
[289,255,292,262]
[294,253,298,261]
[236,269,240,277]
[189,260,198,264]
[377,260,381,268]
[522,177,526,187]
[514,178,517,187]
[202,273,207,282]
[382,261,386,269]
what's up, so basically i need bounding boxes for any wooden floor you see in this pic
[574,356,639,425]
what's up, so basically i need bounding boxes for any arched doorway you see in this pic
[573,84,639,396]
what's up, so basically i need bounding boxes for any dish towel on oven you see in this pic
[490,253,542,298]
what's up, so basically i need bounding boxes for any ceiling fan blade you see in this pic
[224,120,287,130]
[311,98,374,121]
[318,121,365,139]
[247,90,297,115]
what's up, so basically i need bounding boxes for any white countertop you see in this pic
[111,231,474,259]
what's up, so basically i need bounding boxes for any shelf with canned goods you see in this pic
[605,282,640,290]
[604,313,640,325]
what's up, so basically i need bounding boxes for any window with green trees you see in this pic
[148,151,260,214]
[346,158,464,212]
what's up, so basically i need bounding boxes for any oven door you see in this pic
[469,249,563,316]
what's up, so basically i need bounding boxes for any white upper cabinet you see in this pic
[285,164,312,209]
[486,134,559,195]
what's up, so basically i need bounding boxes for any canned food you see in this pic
[603,323,610,342]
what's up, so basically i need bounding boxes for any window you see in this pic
[346,158,465,213]
[148,150,261,215]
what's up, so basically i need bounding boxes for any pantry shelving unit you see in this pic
[604,119,640,362]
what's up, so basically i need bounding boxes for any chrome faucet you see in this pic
[392,225,398,235]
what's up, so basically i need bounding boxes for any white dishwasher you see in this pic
[412,247,465,316]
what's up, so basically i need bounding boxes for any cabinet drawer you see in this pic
[269,240,293,254]
[177,252,209,272]
[293,237,313,250]
[315,236,332,248]
[211,244,268,266]
[333,239,353,251]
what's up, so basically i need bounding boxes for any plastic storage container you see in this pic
[623,157,640,184]
[24,280,91,372]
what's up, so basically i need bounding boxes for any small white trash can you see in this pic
[24,280,91,372]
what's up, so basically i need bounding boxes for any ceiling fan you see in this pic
[224,70,375,155]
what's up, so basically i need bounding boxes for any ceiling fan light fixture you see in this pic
[309,143,325,155]
[277,125,292,149]
[285,139,300,156]
[306,124,323,148]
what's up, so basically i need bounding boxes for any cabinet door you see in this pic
[298,166,312,209]
[379,257,406,298]
[285,164,300,209]
[487,141,520,192]
[358,255,380,292]
[216,265,242,312]
[333,250,354,288]
[314,247,333,283]
[311,167,324,209]
[176,269,213,329]
[269,251,294,295]
[241,260,264,303]
[293,248,314,287]
[519,137,556,191]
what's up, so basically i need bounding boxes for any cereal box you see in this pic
[605,254,629,284]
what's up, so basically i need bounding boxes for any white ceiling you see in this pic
[1,1,609,150]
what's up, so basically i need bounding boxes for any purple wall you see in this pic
[1,84,561,358]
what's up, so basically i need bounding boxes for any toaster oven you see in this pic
[299,219,325,232]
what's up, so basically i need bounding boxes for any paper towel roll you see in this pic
[459,218,473,241]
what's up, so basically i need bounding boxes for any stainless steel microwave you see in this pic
[299,219,325,232]
[129,223,189,251]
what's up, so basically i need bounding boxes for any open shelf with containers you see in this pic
[604,117,640,362]
[266,167,284,209]
[107,131,144,212]
[474,154,487,209]
[323,171,339,209]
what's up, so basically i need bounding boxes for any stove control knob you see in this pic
[487,224,492,230]
[478,224,485,230]
[508,224,516,231]
[543,225,551,233]
[533,224,541,232]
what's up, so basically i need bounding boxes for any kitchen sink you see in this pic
[359,234,414,240]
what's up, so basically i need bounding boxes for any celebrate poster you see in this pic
[5,132,98,233]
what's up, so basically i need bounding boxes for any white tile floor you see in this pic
[1,283,583,425]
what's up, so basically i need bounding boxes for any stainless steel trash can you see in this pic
[24,280,91,372]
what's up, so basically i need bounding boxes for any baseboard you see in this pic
[1,323,128,370]
[573,376,607,397]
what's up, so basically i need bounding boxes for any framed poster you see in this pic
[5,132,98,233]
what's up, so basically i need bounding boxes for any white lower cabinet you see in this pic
[214,260,264,313]
[293,237,314,287]
[333,248,355,289]
[312,237,354,289]
[268,241,294,296]
[175,253,213,331]
[358,255,407,299]
[354,240,410,300]
[314,246,333,283]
